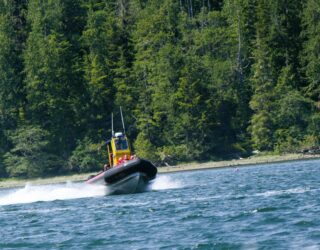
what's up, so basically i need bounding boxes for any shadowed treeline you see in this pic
[0,0,319,178]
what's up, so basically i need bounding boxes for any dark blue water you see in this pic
[1,159,320,249]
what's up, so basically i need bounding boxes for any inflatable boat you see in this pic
[86,157,157,194]
[86,108,157,194]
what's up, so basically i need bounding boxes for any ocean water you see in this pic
[0,159,320,249]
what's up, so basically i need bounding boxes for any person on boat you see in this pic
[104,164,110,171]
[115,139,121,150]
[123,154,129,163]
[120,137,128,150]
[117,157,123,166]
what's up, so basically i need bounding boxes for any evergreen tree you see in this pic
[0,0,319,178]
[221,0,256,153]
[269,0,308,151]
[130,0,217,160]
[301,0,320,145]
[131,0,181,160]
[4,126,62,178]
[0,1,26,126]
[249,0,277,150]
[24,0,78,157]
[0,0,27,176]
[82,1,123,140]
[274,66,313,152]
[301,0,320,100]
[249,0,305,151]
[186,6,240,156]
[113,0,136,115]
[0,3,22,119]
[68,137,105,173]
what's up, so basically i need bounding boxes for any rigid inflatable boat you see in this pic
[86,108,157,194]
[86,157,157,194]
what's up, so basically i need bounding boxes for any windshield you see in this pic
[115,137,128,150]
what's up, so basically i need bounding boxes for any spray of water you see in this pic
[0,182,107,206]
[151,175,183,190]
[0,174,183,206]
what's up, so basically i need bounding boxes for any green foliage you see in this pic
[159,144,201,164]
[24,0,83,155]
[307,112,320,145]
[0,149,7,178]
[274,128,303,153]
[250,111,275,151]
[0,1,25,129]
[0,0,319,180]
[68,137,104,173]
[82,2,115,108]
[4,126,63,178]
[301,0,320,100]
[133,132,159,163]
[275,90,311,129]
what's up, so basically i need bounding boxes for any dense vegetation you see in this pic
[0,0,319,178]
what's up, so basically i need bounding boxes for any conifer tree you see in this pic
[186,5,241,155]
[0,1,25,128]
[1,0,319,177]
[0,1,27,176]
[301,0,320,145]
[4,126,63,178]
[113,0,135,111]
[250,0,308,151]
[249,0,276,150]
[301,0,320,100]
[24,0,78,156]
[222,0,256,153]
[82,1,116,139]
[131,0,183,159]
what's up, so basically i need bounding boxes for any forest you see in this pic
[0,0,319,178]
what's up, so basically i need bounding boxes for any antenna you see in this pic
[120,106,126,135]
[111,113,114,137]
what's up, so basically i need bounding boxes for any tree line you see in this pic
[0,0,319,178]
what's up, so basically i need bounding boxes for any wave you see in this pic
[151,175,183,190]
[0,174,184,206]
[0,182,106,206]
[255,187,312,198]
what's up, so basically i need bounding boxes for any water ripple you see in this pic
[0,159,320,249]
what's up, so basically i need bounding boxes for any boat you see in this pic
[86,157,157,194]
[86,108,157,194]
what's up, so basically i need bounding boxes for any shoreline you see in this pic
[1,153,319,189]
[158,153,320,173]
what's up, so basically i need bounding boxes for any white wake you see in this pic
[0,182,107,206]
[255,187,312,198]
[0,175,183,206]
[151,175,183,190]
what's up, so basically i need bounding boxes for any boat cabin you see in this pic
[107,132,132,167]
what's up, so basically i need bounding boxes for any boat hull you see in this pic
[106,172,149,195]
[86,158,157,195]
